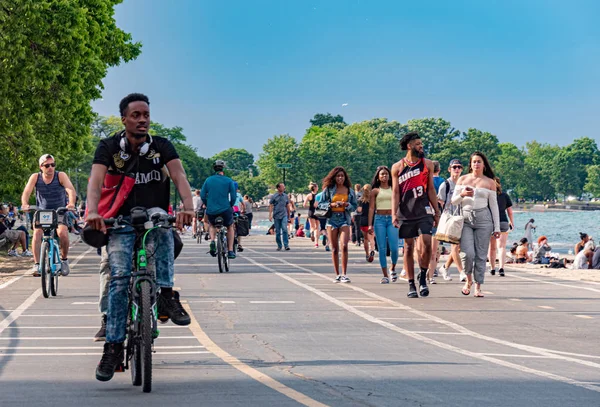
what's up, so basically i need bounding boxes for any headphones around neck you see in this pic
[119,130,153,156]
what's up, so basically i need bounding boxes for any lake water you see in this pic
[253,210,599,254]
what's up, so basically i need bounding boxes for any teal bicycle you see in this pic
[34,207,68,298]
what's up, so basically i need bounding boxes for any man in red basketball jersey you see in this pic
[391,132,440,298]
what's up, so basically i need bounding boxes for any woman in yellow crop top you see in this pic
[321,166,357,283]
[368,166,399,284]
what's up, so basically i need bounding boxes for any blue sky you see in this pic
[92,0,600,159]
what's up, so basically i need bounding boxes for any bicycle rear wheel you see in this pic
[217,232,224,273]
[40,241,51,298]
[130,310,142,386]
[139,281,153,393]
[223,235,229,272]
[196,225,200,244]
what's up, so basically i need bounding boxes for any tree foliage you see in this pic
[0,0,141,200]
[212,148,256,176]
[310,113,346,127]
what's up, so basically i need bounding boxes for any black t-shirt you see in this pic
[93,134,179,216]
[0,220,6,235]
[359,201,371,227]
[497,192,513,223]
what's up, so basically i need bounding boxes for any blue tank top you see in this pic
[36,172,67,210]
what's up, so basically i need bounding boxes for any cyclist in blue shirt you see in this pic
[200,160,237,259]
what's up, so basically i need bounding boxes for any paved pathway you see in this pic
[1,228,599,406]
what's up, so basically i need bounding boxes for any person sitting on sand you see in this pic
[572,240,595,270]
[575,233,591,254]
[515,238,532,263]
[533,236,552,264]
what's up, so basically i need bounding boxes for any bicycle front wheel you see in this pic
[40,241,51,298]
[50,242,59,296]
[223,235,229,272]
[140,281,153,393]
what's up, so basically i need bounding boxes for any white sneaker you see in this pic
[400,269,407,277]
[60,259,70,276]
[429,278,437,285]
[440,265,452,281]
[334,275,342,283]
[21,250,33,257]
[7,249,18,257]
[380,277,390,284]
[459,272,467,282]
[31,264,40,276]
[340,275,351,283]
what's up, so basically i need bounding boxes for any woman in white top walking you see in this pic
[451,152,500,298]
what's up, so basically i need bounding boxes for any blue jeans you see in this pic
[106,223,174,343]
[373,214,399,269]
[273,217,289,249]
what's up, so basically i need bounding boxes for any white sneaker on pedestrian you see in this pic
[440,265,452,281]
[380,277,390,284]
[60,259,70,276]
[340,275,351,283]
[429,278,437,285]
[459,272,467,282]
[21,250,33,257]
[7,249,17,257]
[333,275,342,283]
[400,269,406,277]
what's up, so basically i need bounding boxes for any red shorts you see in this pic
[360,226,369,233]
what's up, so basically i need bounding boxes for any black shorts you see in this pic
[398,216,434,239]
[319,217,327,230]
[207,208,234,227]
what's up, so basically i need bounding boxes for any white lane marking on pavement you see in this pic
[20,314,100,317]
[509,298,522,301]
[71,302,98,305]
[2,351,212,356]
[249,301,295,304]
[0,290,42,336]
[411,332,469,335]
[477,354,554,359]
[188,300,216,303]
[354,306,403,309]
[0,345,205,350]
[510,274,600,294]
[336,297,373,300]
[5,326,188,329]
[543,350,600,359]
[574,315,594,319]
[219,301,236,304]
[0,336,196,340]
[379,318,430,321]
[245,249,600,393]
[183,304,329,407]
[538,306,555,309]
[0,276,24,290]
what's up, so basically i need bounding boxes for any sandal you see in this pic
[461,281,472,296]
[474,284,484,297]
[368,251,375,263]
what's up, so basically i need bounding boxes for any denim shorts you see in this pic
[327,212,349,230]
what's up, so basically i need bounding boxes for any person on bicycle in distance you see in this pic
[192,189,204,238]
[200,160,237,259]
[232,182,246,252]
[21,154,77,276]
[86,93,195,382]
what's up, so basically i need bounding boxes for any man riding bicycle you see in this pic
[21,154,77,276]
[85,93,194,382]
[200,160,236,259]
[192,189,204,238]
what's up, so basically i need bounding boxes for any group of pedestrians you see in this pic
[290,132,510,300]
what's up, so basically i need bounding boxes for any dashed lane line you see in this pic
[510,274,600,294]
[183,303,329,407]
[243,248,600,394]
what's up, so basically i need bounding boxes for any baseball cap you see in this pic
[39,154,54,166]
[449,159,462,167]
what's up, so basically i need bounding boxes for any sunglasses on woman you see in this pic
[42,163,56,168]
[452,166,463,170]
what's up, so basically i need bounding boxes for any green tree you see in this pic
[91,115,124,139]
[150,123,187,144]
[310,113,346,127]
[232,173,269,201]
[405,118,459,157]
[584,165,600,197]
[256,135,302,191]
[212,148,255,176]
[0,0,141,200]
[523,141,559,200]
[493,143,526,197]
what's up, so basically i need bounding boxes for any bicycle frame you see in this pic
[41,230,61,276]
